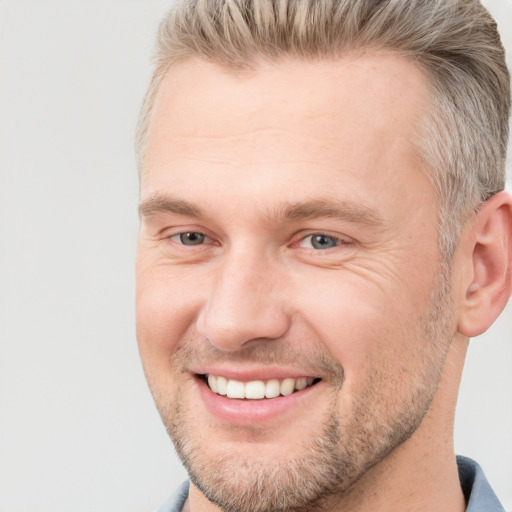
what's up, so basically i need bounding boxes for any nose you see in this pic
[196,251,290,351]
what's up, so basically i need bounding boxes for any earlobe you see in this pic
[457,191,512,338]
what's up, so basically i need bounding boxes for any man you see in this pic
[135,0,511,511]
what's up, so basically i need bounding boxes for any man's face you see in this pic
[136,55,457,512]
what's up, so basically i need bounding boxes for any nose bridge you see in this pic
[197,245,289,351]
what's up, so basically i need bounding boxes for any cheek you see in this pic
[292,271,425,381]
[135,265,201,368]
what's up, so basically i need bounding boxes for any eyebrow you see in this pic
[139,194,384,227]
[139,195,203,219]
[277,199,384,227]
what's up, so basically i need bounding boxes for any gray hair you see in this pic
[136,0,510,257]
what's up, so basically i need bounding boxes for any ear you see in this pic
[457,191,512,338]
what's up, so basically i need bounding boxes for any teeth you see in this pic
[226,379,245,399]
[265,379,280,399]
[205,375,318,400]
[208,374,218,393]
[217,376,227,395]
[295,377,308,391]
[245,380,266,399]
[280,378,295,396]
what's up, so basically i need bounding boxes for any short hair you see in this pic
[136,0,510,257]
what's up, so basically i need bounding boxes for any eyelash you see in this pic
[167,231,349,251]
[168,232,213,246]
[297,233,348,250]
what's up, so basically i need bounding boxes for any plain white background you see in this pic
[0,1,510,511]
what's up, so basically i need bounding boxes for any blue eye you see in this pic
[301,234,341,250]
[176,232,206,245]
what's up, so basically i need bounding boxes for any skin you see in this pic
[136,54,512,512]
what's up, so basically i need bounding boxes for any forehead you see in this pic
[142,53,432,220]
[145,53,428,156]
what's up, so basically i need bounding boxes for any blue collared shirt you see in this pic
[155,456,505,512]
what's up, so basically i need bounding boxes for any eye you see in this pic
[300,234,344,250]
[172,232,207,246]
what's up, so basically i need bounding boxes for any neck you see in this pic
[315,428,465,512]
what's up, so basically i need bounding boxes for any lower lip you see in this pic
[195,376,319,425]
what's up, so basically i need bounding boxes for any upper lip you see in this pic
[190,365,321,382]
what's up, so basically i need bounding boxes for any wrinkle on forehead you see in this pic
[145,53,429,152]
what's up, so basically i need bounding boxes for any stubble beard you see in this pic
[155,271,454,512]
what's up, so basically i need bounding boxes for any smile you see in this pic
[202,374,321,400]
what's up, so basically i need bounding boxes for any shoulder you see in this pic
[155,480,190,512]
[457,456,505,512]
